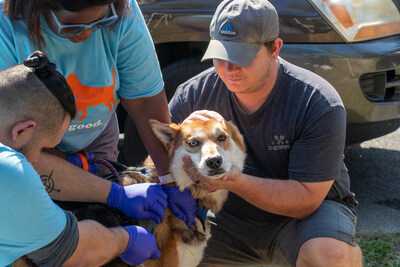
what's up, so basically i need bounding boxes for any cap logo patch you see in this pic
[220,23,237,36]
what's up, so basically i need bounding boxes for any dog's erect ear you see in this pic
[226,121,245,151]
[149,119,179,151]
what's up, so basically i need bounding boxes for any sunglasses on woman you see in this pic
[50,3,118,36]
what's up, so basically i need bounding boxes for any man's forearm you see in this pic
[182,156,333,219]
[228,173,333,219]
[33,152,111,202]
[63,220,128,267]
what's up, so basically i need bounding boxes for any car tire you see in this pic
[120,56,212,166]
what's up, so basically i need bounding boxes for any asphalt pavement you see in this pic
[344,127,400,235]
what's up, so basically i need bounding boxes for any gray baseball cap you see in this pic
[202,0,279,67]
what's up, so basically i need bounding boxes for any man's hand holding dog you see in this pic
[183,155,242,192]
[106,182,168,224]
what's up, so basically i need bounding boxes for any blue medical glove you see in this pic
[119,225,161,266]
[67,153,98,175]
[106,182,168,224]
[162,186,197,228]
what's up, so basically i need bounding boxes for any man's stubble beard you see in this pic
[234,59,272,95]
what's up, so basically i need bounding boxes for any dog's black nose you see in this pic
[206,156,222,169]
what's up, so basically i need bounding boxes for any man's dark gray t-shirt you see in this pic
[169,58,357,222]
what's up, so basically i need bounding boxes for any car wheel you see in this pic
[120,56,212,166]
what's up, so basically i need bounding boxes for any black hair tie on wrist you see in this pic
[23,51,57,78]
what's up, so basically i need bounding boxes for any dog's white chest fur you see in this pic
[176,227,210,267]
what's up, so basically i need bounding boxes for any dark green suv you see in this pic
[120,0,400,165]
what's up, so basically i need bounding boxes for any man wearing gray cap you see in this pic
[169,0,363,266]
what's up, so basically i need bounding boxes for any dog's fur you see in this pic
[16,118,246,267]
[144,118,246,267]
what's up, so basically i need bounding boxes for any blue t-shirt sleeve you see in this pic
[0,8,19,70]
[0,2,34,71]
[0,149,66,266]
[117,0,164,99]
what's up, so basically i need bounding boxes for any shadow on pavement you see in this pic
[344,145,400,234]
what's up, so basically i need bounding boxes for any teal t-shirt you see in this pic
[0,143,66,266]
[0,0,164,154]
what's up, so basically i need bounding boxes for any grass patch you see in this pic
[358,232,400,266]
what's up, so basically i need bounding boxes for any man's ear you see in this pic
[271,38,283,59]
[11,120,37,145]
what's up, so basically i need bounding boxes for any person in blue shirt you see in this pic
[0,0,196,232]
[0,51,162,266]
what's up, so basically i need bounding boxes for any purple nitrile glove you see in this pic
[162,186,197,228]
[119,225,161,266]
[67,153,98,175]
[106,182,168,224]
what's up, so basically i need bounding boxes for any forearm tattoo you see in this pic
[40,170,61,193]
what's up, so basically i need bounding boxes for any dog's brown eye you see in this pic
[218,135,227,141]
[188,140,199,147]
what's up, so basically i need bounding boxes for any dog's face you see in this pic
[150,118,246,191]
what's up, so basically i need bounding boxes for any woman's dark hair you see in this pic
[23,51,77,119]
[2,0,128,47]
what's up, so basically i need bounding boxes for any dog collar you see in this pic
[159,173,174,184]
[195,207,208,232]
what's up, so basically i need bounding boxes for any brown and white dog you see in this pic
[144,118,246,267]
[16,115,246,267]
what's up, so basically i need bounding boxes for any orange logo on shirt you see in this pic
[66,68,116,121]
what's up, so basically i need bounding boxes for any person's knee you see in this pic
[296,237,362,267]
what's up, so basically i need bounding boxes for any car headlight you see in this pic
[308,0,400,42]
